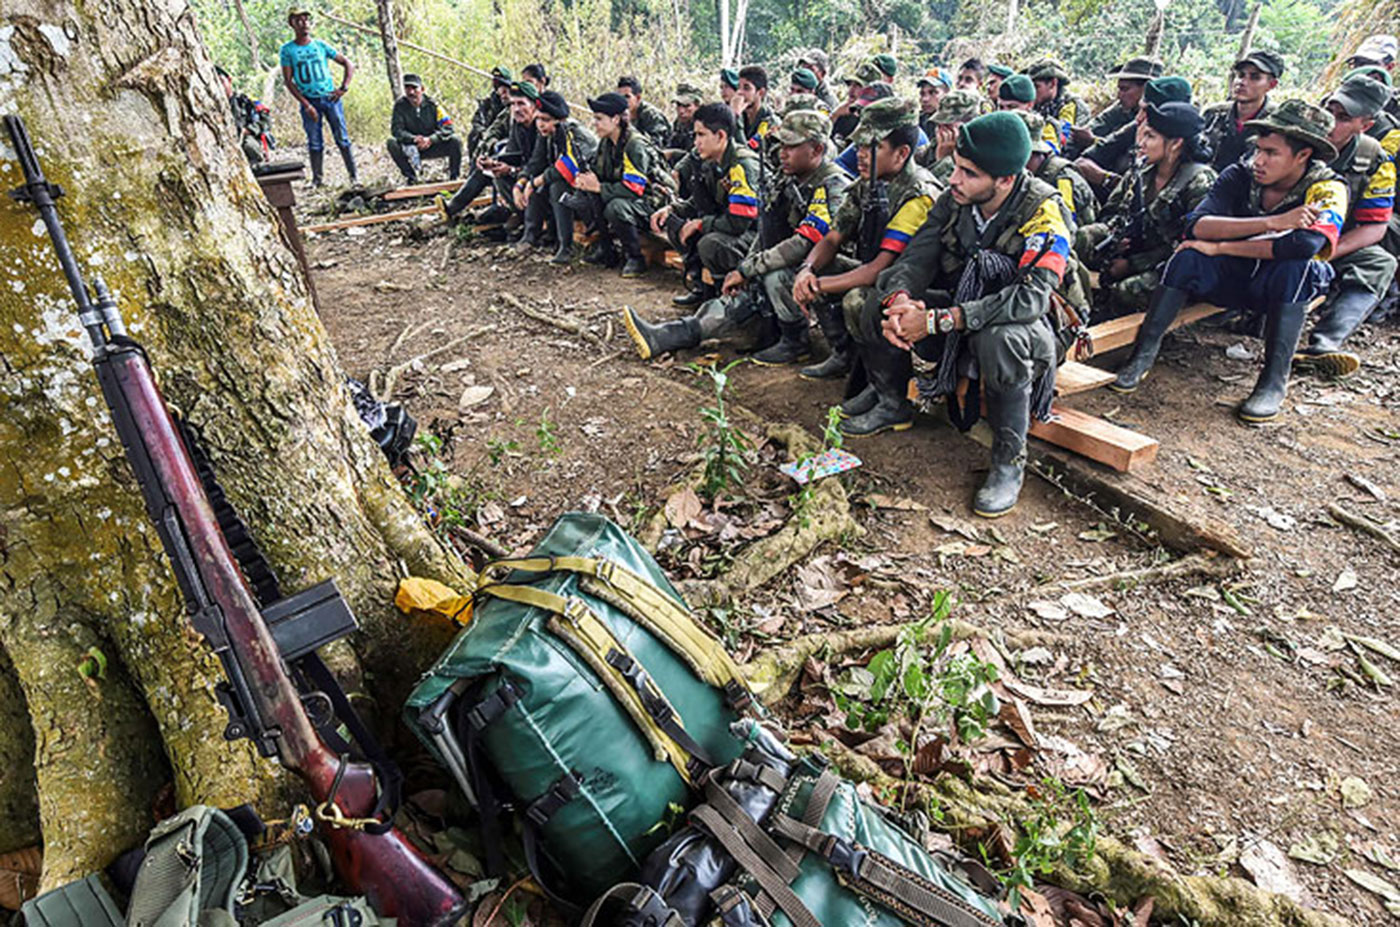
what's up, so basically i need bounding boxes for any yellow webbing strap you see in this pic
[476,582,702,785]
[481,556,751,703]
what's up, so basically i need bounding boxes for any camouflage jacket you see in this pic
[1329,133,1394,232]
[832,156,942,261]
[1033,154,1097,226]
[1085,102,1134,143]
[470,93,504,138]
[1093,160,1216,275]
[1036,89,1092,128]
[596,129,672,208]
[1201,95,1276,171]
[672,140,760,236]
[881,173,1085,329]
[633,101,673,147]
[738,158,852,278]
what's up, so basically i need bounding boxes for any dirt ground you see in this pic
[294,151,1398,923]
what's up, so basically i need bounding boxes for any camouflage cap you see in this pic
[1015,110,1053,154]
[798,48,830,73]
[1024,58,1071,85]
[672,82,705,105]
[1235,48,1285,77]
[1351,34,1398,65]
[1327,74,1390,119]
[781,93,825,117]
[1243,97,1336,160]
[850,97,917,145]
[854,60,884,85]
[774,109,832,146]
[933,88,983,124]
[791,67,819,91]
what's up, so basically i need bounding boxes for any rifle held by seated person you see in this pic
[1089,153,1146,273]
[4,114,466,927]
[858,139,890,264]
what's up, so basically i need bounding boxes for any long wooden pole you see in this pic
[374,0,404,95]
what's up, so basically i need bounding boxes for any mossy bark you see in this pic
[0,0,470,886]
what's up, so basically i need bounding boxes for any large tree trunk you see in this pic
[0,0,471,891]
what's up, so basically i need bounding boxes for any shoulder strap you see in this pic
[21,876,124,927]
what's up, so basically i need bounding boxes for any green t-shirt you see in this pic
[280,39,338,97]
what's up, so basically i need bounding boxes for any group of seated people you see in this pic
[386,36,1399,518]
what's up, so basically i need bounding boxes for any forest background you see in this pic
[197,0,1393,152]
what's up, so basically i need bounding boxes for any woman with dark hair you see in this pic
[570,92,668,278]
[522,62,549,89]
[1076,100,1217,316]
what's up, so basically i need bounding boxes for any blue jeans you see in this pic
[299,96,351,152]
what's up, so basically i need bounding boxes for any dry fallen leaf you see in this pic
[863,493,928,511]
[0,846,41,911]
[1239,838,1314,907]
[458,384,495,410]
[664,487,703,529]
[1060,592,1115,620]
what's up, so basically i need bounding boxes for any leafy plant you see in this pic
[834,592,1000,779]
[993,777,1100,909]
[402,431,504,533]
[535,407,563,456]
[689,358,754,500]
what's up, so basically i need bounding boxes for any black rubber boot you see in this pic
[621,307,701,360]
[616,224,647,279]
[753,320,811,365]
[800,303,855,379]
[583,238,619,267]
[337,145,359,186]
[840,341,913,437]
[1239,301,1309,424]
[973,386,1030,518]
[840,385,877,418]
[1109,285,1191,393]
[550,197,576,264]
[1295,288,1375,377]
[309,150,325,187]
[673,283,713,307]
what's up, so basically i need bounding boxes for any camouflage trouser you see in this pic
[240,135,266,165]
[847,285,1056,392]
[1326,243,1397,304]
[1101,268,1161,313]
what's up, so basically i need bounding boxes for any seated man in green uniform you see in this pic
[439,81,539,225]
[1111,100,1348,423]
[569,92,671,278]
[387,73,461,183]
[1076,101,1216,317]
[1024,59,1092,150]
[1075,75,1193,194]
[664,83,703,166]
[735,66,778,153]
[1068,57,1161,159]
[1018,110,1096,225]
[618,75,673,147]
[650,103,762,306]
[519,90,598,263]
[917,89,983,183]
[790,98,940,437]
[1294,75,1397,375]
[620,109,850,363]
[877,112,1081,517]
[1203,49,1283,171]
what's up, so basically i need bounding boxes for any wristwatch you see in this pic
[929,308,955,334]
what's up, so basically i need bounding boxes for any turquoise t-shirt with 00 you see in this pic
[280,39,339,97]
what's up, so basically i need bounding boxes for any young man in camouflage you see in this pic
[650,103,762,305]
[1067,57,1161,158]
[1112,100,1348,423]
[877,112,1082,517]
[664,83,703,165]
[621,109,850,363]
[1024,59,1092,145]
[917,89,983,184]
[216,65,274,166]
[796,49,839,111]
[735,66,778,154]
[1018,110,1096,225]
[917,69,954,139]
[617,76,673,147]
[1294,76,1397,375]
[1076,100,1216,316]
[519,90,598,263]
[791,99,941,437]
[468,67,512,160]
[1345,34,1399,138]
[1075,75,1193,192]
[1203,49,1283,171]
[387,73,461,183]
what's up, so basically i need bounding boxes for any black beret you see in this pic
[537,90,569,119]
[588,92,629,116]
[1145,101,1204,139]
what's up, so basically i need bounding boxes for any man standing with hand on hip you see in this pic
[281,6,357,187]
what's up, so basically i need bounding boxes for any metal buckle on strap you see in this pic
[562,596,590,626]
[626,885,676,923]
[593,559,617,586]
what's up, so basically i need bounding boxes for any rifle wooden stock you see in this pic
[102,346,465,927]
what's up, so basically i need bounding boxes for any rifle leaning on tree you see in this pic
[4,114,466,927]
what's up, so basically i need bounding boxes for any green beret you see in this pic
[509,80,539,101]
[491,66,514,85]
[999,74,1035,103]
[720,68,740,89]
[851,97,917,145]
[957,111,1031,177]
[791,67,818,90]
[988,63,1014,78]
[1144,75,1193,107]
[872,53,899,78]
[854,61,884,85]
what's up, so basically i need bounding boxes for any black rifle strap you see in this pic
[174,416,403,832]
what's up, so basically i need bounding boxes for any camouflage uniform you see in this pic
[522,115,598,252]
[1201,95,1277,171]
[1076,160,1216,312]
[1018,110,1096,225]
[632,100,673,147]
[914,89,982,182]
[468,73,509,159]
[666,139,762,281]
[1024,60,1093,129]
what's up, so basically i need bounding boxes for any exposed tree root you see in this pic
[824,742,1350,927]
[0,648,39,855]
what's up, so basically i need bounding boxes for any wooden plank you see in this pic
[303,203,441,233]
[1029,405,1159,472]
[1075,302,1225,360]
[383,180,474,201]
[1055,361,1116,396]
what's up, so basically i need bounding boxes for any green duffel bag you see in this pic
[583,721,1018,927]
[405,512,756,904]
